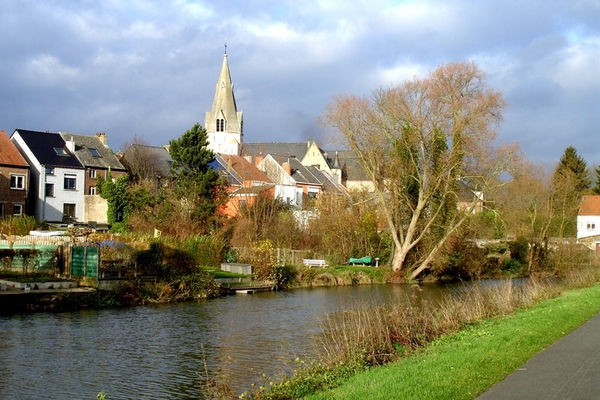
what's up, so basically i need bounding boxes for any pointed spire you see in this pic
[333,151,341,169]
[205,47,244,156]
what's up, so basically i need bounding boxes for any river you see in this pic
[0,283,461,399]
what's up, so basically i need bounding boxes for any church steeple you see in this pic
[205,49,243,155]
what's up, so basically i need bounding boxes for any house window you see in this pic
[63,203,76,219]
[0,203,4,217]
[45,183,55,197]
[10,174,25,189]
[64,174,77,190]
[89,186,97,195]
[13,204,23,216]
[89,169,97,179]
[587,223,596,230]
[45,167,55,176]
[88,148,101,157]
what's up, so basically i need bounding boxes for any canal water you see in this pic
[0,283,460,399]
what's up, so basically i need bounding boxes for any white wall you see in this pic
[577,215,600,240]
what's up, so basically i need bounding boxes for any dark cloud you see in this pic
[0,0,598,166]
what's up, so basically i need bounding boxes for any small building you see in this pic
[0,130,30,217]
[577,195,600,252]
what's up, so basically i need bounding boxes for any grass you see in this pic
[198,266,250,279]
[306,283,600,400]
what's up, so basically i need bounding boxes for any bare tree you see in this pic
[323,62,515,279]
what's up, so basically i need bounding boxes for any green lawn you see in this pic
[307,284,600,400]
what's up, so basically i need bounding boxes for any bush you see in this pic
[271,265,297,289]
[509,236,529,264]
[135,242,164,275]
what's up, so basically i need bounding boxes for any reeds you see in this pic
[318,268,599,370]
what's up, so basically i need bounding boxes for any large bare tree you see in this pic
[323,61,515,279]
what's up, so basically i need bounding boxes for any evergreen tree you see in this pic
[551,146,591,237]
[553,146,591,192]
[169,123,227,230]
[593,166,600,195]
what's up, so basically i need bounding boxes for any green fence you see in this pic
[71,246,99,278]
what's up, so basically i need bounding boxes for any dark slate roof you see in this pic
[271,155,322,186]
[0,130,29,167]
[14,129,83,168]
[211,154,243,185]
[307,166,348,195]
[121,144,173,178]
[329,150,370,182]
[241,142,311,160]
[59,132,126,171]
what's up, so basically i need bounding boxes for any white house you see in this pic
[11,129,86,223]
[577,195,600,252]
[257,155,304,207]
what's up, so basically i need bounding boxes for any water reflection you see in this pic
[0,282,465,399]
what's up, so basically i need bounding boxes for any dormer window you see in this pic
[54,147,68,156]
[88,148,101,157]
[216,119,225,132]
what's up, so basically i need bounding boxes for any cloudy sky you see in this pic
[1,0,598,165]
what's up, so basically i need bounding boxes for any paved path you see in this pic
[477,312,600,399]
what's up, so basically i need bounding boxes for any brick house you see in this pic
[0,130,30,217]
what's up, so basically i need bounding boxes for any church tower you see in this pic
[205,48,243,155]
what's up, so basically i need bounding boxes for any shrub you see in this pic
[135,242,164,275]
[509,236,529,264]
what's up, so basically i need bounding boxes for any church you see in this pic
[203,49,372,199]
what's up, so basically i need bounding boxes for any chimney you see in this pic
[66,136,75,153]
[95,132,107,146]
[254,155,263,166]
[282,162,292,175]
[307,138,311,149]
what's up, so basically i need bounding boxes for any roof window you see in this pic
[88,148,102,157]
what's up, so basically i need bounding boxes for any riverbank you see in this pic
[303,283,600,399]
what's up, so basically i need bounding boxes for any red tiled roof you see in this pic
[220,154,271,183]
[0,130,29,167]
[578,195,600,216]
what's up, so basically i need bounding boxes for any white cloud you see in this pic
[26,55,80,87]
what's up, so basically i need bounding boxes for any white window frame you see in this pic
[89,186,97,195]
[64,174,77,190]
[89,169,97,179]
[13,204,23,216]
[10,174,25,190]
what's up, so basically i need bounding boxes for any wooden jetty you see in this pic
[218,282,276,295]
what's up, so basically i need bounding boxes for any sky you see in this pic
[1,0,599,166]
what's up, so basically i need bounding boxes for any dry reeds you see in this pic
[317,268,600,369]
